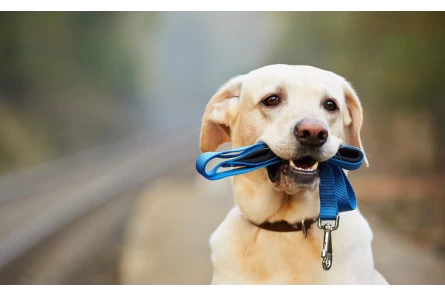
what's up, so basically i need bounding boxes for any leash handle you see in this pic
[195,142,281,180]
[327,144,364,170]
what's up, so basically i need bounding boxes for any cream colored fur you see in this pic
[199,65,389,285]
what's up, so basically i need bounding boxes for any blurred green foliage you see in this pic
[0,12,154,98]
[0,12,155,174]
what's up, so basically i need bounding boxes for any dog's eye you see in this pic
[262,95,280,107]
[323,99,338,112]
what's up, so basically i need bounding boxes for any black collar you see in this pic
[250,217,319,237]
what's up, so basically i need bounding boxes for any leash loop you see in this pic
[195,142,281,180]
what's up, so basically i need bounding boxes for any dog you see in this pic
[199,64,389,285]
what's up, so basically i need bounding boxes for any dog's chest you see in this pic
[210,223,361,284]
[212,231,321,283]
[238,230,331,284]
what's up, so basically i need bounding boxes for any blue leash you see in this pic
[196,142,281,180]
[196,141,365,271]
[196,142,364,221]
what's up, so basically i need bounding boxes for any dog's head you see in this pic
[200,65,367,195]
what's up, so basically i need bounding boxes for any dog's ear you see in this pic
[200,75,245,152]
[340,77,369,167]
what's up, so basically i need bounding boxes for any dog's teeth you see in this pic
[289,160,319,171]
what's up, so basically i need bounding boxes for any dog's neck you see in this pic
[232,174,320,225]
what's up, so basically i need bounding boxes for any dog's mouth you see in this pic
[267,155,319,185]
[289,156,319,172]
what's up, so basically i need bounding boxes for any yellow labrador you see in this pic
[199,65,389,285]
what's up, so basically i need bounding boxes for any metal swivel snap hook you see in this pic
[318,215,340,271]
[321,225,333,270]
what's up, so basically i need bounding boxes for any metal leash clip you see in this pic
[317,215,340,271]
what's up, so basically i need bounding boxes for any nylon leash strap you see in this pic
[195,142,365,271]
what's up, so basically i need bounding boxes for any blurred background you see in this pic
[0,12,444,285]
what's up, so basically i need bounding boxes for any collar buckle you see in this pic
[301,219,308,237]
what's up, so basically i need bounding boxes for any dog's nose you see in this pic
[294,118,328,148]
